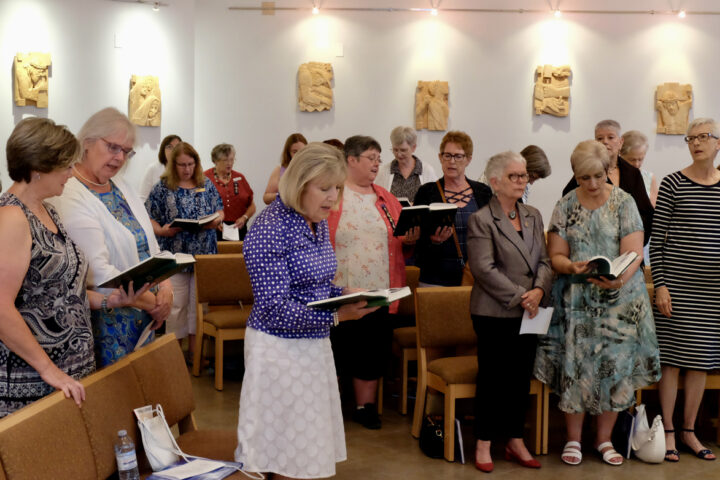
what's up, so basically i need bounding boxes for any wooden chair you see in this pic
[217,241,243,254]
[391,266,420,414]
[410,286,477,461]
[193,254,253,390]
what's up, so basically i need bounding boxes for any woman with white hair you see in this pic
[651,118,720,462]
[620,130,658,206]
[467,151,552,472]
[51,107,173,367]
[374,126,437,202]
[535,140,660,467]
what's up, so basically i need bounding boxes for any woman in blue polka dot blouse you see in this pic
[234,143,379,479]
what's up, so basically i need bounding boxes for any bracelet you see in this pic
[101,295,114,314]
[332,311,339,327]
[242,214,249,221]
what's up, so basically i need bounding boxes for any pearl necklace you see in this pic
[73,166,109,187]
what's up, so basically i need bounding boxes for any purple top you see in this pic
[244,197,343,338]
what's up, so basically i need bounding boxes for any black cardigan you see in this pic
[412,177,493,285]
[562,157,654,245]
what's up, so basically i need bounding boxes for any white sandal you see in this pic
[596,441,623,466]
[561,441,582,465]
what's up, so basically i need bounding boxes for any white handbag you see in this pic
[631,404,666,463]
[134,404,184,471]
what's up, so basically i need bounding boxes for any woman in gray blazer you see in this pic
[467,151,553,473]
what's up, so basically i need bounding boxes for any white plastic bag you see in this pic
[631,404,666,463]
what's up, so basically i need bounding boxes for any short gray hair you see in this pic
[620,130,649,156]
[484,151,526,184]
[390,126,417,147]
[571,140,610,177]
[279,142,347,216]
[687,117,720,137]
[77,107,136,155]
[595,119,621,135]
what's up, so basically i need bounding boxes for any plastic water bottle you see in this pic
[114,429,140,480]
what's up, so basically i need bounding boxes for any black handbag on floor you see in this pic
[419,415,444,459]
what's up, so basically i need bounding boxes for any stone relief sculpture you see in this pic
[129,75,161,127]
[655,82,692,135]
[533,65,571,116]
[14,52,51,108]
[415,81,449,131]
[297,62,333,112]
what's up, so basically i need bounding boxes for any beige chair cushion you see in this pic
[393,326,416,348]
[427,355,478,384]
[204,308,249,329]
[177,430,237,461]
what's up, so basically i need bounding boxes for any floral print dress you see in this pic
[534,187,660,414]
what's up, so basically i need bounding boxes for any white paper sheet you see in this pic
[519,306,554,335]
[153,459,226,479]
[221,223,240,241]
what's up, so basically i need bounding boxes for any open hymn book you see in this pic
[393,203,458,237]
[580,251,639,280]
[97,251,195,289]
[307,287,411,309]
[169,212,219,232]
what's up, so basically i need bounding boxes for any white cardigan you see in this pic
[49,176,160,290]
[374,157,438,196]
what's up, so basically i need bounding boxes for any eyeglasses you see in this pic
[359,154,382,164]
[215,157,234,164]
[508,173,530,183]
[684,133,719,144]
[101,138,136,159]
[441,152,467,162]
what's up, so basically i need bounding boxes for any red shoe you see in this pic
[505,447,541,469]
[475,460,494,473]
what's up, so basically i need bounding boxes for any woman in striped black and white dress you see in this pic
[651,117,720,462]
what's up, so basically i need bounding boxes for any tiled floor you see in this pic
[191,373,720,479]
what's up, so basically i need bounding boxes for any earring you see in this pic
[35,173,40,180]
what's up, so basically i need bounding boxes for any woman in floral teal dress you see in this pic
[146,142,223,359]
[534,140,660,467]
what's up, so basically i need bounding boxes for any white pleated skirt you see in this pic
[235,327,347,478]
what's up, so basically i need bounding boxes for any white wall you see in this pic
[1,0,719,224]
[194,0,720,222]
[0,0,195,192]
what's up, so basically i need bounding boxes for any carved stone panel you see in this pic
[533,65,571,117]
[14,52,51,108]
[297,62,333,112]
[655,83,692,135]
[415,81,449,131]
[129,75,161,127]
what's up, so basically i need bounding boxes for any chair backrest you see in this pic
[195,254,253,305]
[0,392,98,480]
[415,286,475,349]
[126,334,196,428]
[397,265,420,317]
[80,358,147,479]
[217,241,243,255]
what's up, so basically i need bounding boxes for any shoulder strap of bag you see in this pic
[435,180,464,264]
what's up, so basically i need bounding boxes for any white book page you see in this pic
[519,307,554,335]
[222,223,240,241]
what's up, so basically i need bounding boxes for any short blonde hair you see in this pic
[161,142,205,190]
[484,151,525,184]
[77,107,136,156]
[620,130,649,156]
[571,140,610,177]
[390,126,417,147]
[279,142,346,216]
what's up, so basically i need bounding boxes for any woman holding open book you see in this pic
[412,131,492,286]
[534,140,660,467]
[51,108,174,367]
[466,151,552,472]
[146,142,223,361]
[235,143,377,479]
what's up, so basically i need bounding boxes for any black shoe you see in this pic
[352,403,381,430]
